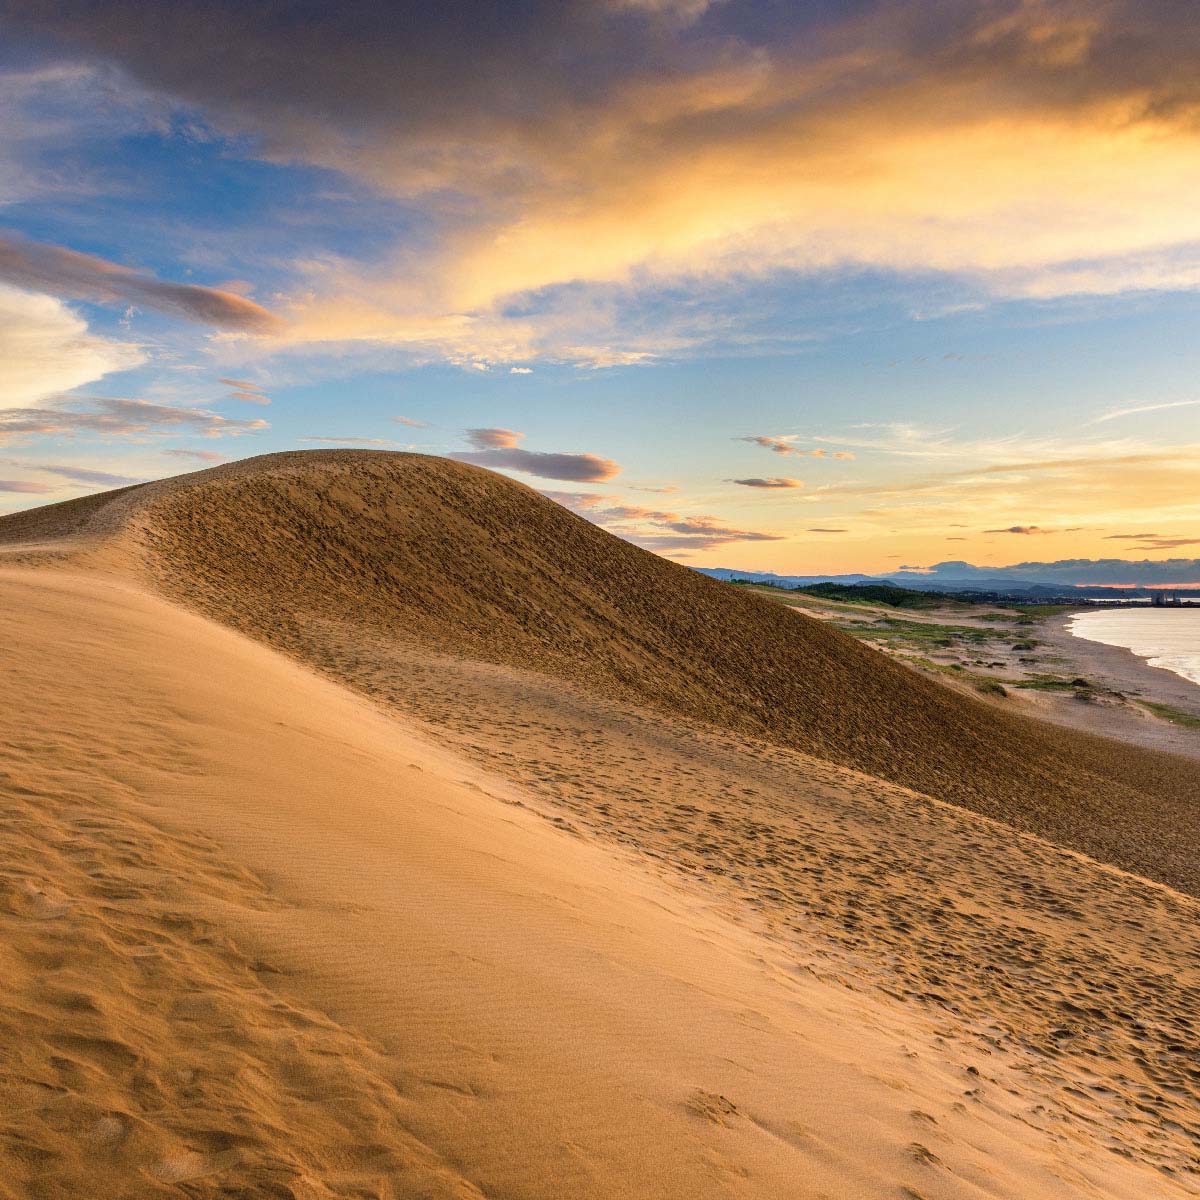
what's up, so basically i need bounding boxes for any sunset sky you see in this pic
[1,0,1198,582]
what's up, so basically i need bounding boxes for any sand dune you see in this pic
[5,449,1197,891]
[2,451,1199,1197]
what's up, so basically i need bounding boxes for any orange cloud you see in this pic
[15,2,1200,362]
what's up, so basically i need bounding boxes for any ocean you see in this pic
[1068,608,1200,687]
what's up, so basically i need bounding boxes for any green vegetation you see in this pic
[1013,675,1092,692]
[832,617,1000,648]
[795,582,966,610]
[1140,702,1200,731]
[1013,603,1076,618]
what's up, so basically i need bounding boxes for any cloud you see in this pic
[729,477,803,489]
[510,366,533,374]
[21,0,1200,364]
[0,236,282,333]
[807,527,847,533]
[0,284,144,407]
[393,415,427,427]
[737,435,857,461]
[465,427,523,449]
[452,446,620,483]
[985,525,1054,535]
[217,377,272,405]
[543,489,782,550]
[164,448,226,463]
[298,436,399,446]
[738,435,800,456]
[0,458,140,486]
[1093,399,1200,424]
[0,479,55,493]
[0,396,269,443]
[450,427,620,482]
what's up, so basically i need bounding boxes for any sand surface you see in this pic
[2,451,1200,1198]
[8,567,1191,1199]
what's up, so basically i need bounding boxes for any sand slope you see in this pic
[5,567,1182,1199]
[3,449,1196,893]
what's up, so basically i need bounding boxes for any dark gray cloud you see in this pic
[0,236,281,332]
[807,527,847,533]
[0,397,269,442]
[985,525,1052,535]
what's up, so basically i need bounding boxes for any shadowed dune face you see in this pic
[2,449,1198,891]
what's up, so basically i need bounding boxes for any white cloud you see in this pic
[0,284,144,407]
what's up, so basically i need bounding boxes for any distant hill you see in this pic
[790,582,969,609]
[2,449,1198,892]
[697,566,1137,600]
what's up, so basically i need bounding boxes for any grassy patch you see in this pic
[1015,604,1076,618]
[1012,675,1086,692]
[1140,702,1200,730]
[832,617,1000,648]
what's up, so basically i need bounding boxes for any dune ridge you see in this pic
[5,449,1197,894]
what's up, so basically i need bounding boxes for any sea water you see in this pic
[1068,608,1200,687]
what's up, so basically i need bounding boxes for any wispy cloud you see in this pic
[218,377,271,405]
[164,448,227,463]
[298,436,399,446]
[0,479,55,493]
[0,458,139,487]
[0,397,269,444]
[543,489,782,550]
[1092,399,1200,424]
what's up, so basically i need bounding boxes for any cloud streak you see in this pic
[0,397,269,443]
[0,236,282,332]
[729,477,803,489]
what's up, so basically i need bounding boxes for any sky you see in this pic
[0,0,1198,584]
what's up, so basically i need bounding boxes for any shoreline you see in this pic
[1027,608,1200,757]
[1066,606,1200,688]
